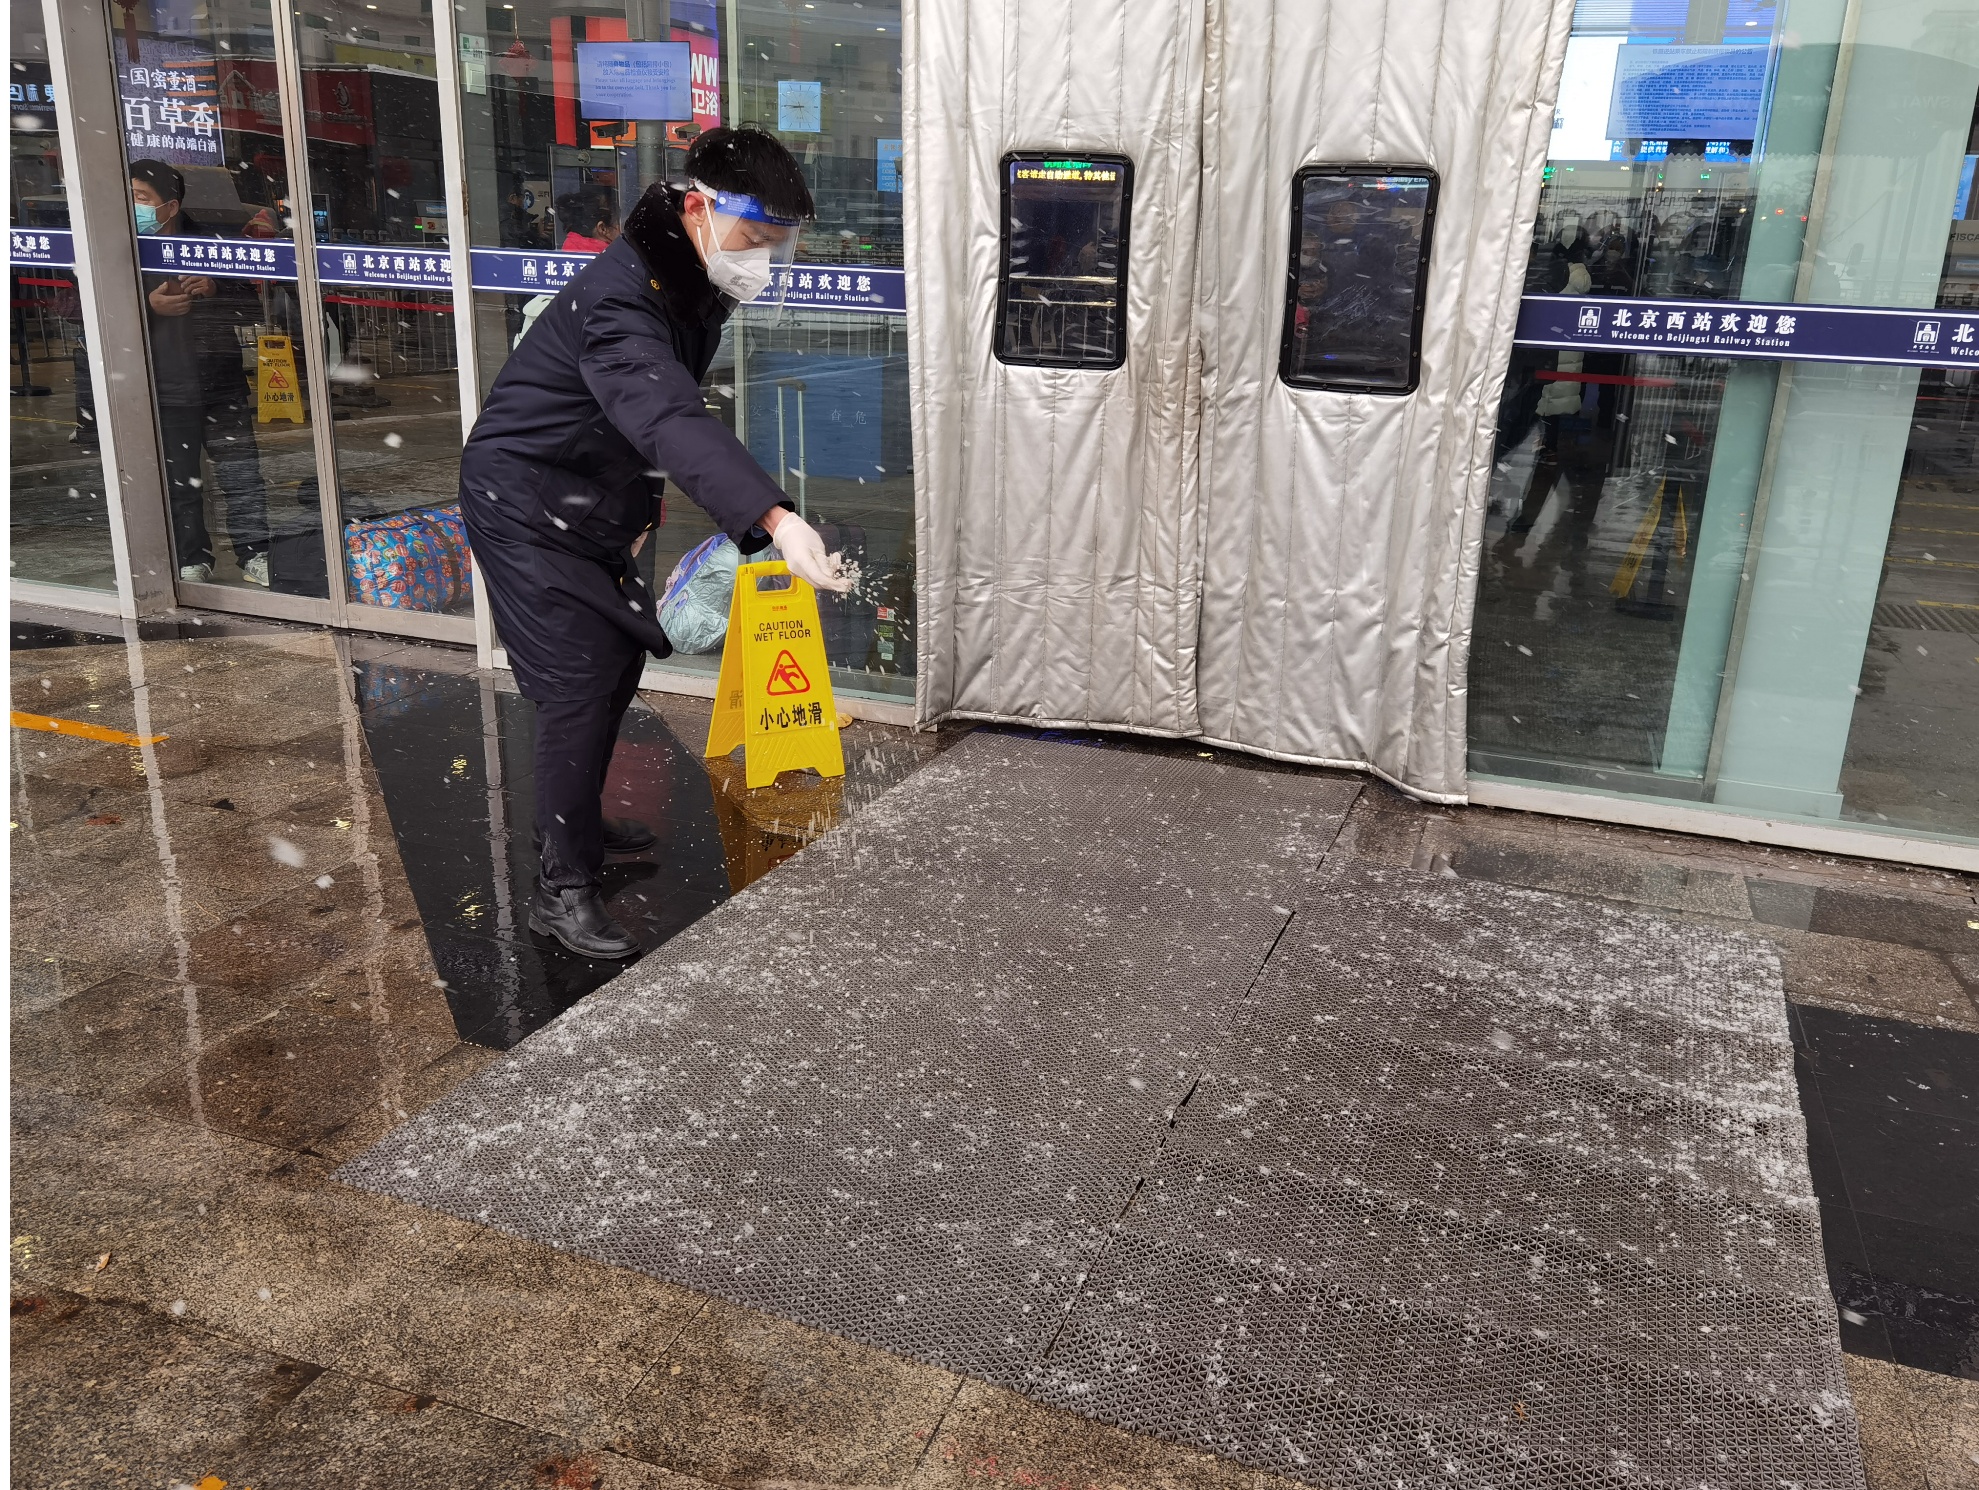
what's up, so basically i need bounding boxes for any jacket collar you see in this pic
[623,184,724,324]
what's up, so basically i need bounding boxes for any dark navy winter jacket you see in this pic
[460,184,785,700]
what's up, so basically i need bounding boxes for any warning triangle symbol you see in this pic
[765,649,811,696]
[267,368,290,389]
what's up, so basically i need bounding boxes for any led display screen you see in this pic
[995,152,1134,369]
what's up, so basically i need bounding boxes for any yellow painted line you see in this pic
[1920,600,1979,611]
[10,711,166,747]
[1890,557,1979,570]
[1895,526,1979,537]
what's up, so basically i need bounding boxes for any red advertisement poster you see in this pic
[216,60,373,146]
[685,31,720,134]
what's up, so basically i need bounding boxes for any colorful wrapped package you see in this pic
[345,505,472,612]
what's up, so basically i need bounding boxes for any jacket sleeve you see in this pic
[578,287,790,544]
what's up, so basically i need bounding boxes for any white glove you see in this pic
[770,511,852,593]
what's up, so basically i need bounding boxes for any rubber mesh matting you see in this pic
[340,735,1862,1490]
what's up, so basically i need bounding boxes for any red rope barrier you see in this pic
[1534,370,1678,387]
[321,294,454,313]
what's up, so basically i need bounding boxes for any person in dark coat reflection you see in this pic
[461,128,851,958]
[130,159,274,587]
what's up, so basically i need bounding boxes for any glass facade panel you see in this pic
[109,0,331,597]
[292,0,470,615]
[457,0,912,696]
[1471,1,1979,844]
[10,5,118,592]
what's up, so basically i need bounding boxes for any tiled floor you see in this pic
[11,610,1978,1489]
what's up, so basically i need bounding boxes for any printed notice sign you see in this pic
[1606,44,1767,141]
[575,40,691,121]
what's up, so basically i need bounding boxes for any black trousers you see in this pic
[157,399,271,569]
[533,650,646,891]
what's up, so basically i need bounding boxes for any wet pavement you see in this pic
[11,606,1979,1489]
[350,649,935,1050]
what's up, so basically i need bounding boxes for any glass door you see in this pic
[11,3,120,598]
[107,0,335,607]
[456,0,914,703]
[291,0,474,631]
[103,0,475,637]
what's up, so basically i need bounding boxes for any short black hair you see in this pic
[684,127,814,222]
[556,187,614,234]
[129,158,186,203]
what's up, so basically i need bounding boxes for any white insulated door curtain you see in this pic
[903,0,1578,801]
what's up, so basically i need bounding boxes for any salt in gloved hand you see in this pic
[768,511,853,593]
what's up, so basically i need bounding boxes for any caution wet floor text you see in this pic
[705,560,845,788]
[255,335,303,425]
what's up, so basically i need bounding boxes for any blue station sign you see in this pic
[467,247,905,314]
[8,230,903,317]
[10,228,74,268]
[1516,294,1979,370]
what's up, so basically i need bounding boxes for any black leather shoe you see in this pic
[527,884,641,959]
[601,816,658,854]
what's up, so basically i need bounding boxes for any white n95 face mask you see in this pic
[703,240,777,302]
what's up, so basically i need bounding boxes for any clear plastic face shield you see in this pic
[688,180,801,310]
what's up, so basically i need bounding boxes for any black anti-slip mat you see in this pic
[1030,863,1860,1490]
[341,737,1862,1490]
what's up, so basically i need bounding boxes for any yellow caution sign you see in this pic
[706,560,846,789]
[255,334,304,425]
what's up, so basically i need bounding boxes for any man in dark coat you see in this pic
[461,127,850,958]
[130,159,274,587]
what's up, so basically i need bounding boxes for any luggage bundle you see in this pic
[345,504,473,612]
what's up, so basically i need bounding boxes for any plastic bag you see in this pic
[659,535,783,653]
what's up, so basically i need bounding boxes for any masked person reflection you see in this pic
[130,159,275,587]
[461,128,852,959]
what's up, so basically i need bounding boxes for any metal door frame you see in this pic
[30,0,176,623]
[25,0,485,650]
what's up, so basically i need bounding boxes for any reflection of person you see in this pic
[1499,251,1607,565]
[513,191,624,348]
[131,159,273,587]
[502,182,546,248]
[461,128,853,958]
[554,188,619,253]
[1584,210,1636,294]
[1291,258,1329,366]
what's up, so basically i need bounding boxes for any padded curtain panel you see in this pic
[906,0,1572,799]
[1194,0,1574,799]
[905,0,1208,734]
